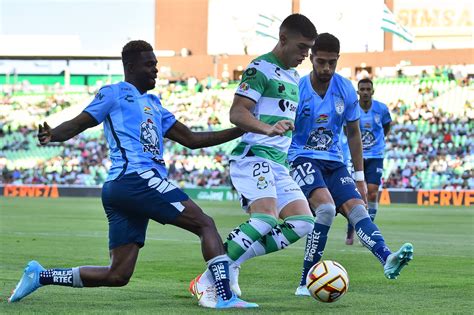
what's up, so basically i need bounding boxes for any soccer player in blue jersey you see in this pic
[288,33,413,296]
[345,78,392,245]
[8,40,257,309]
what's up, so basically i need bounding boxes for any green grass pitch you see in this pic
[1,197,473,314]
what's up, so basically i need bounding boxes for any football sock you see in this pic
[233,215,314,266]
[346,221,355,238]
[39,267,83,287]
[299,203,335,286]
[348,204,391,264]
[368,201,378,222]
[207,255,232,301]
[224,213,278,261]
[200,213,278,285]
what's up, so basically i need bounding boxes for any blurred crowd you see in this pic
[1,67,473,190]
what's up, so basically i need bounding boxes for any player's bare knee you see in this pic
[197,213,217,232]
[107,271,132,287]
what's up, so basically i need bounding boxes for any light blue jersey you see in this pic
[288,73,360,163]
[84,81,176,181]
[360,100,391,158]
[340,130,351,164]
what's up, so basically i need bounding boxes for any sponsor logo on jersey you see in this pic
[278,83,286,93]
[316,114,329,123]
[340,176,355,185]
[124,94,134,103]
[238,82,250,92]
[304,127,333,151]
[143,106,153,116]
[278,99,297,112]
[140,118,160,156]
[361,130,376,150]
[95,92,105,101]
[245,67,257,77]
[364,122,371,129]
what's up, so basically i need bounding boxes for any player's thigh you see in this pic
[170,198,217,234]
[269,161,311,217]
[230,157,278,215]
[102,169,189,247]
[290,157,333,207]
[325,161,362,211]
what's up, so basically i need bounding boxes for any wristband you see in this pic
[354,171,365,182]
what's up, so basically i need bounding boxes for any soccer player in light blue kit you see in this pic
[345,78,392,245]
[288,33,413,296]
[8,40,257,309]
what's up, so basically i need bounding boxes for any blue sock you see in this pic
[300,223,330,286]
[347,221,355,237]
[368,202,378,221]
[39,268,74,286]
[355,218,391,264]
[208,258,232,300]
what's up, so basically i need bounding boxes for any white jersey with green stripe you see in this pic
[230,52,300,166]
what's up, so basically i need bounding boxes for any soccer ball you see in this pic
[306,260,349,303]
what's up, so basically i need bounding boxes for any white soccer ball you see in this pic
[306,260,349,303]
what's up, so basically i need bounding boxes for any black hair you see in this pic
[121,40,153,65]
[280,14,317,39]
[358,78,374,88]
[311,33,340,54]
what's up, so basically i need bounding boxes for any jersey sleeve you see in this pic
[83,86,116,124]
[235,63,268,103]
[381,103,392,125]
[344,82,360,122]
[159,102,177,135]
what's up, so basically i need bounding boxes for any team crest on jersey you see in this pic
[304,127,333,151]
[239,82,250,92]
[256,176,268,189]
[334,96,344,115]
[374,113,381,124]
[361,130,376,150]
[140,118,161,156]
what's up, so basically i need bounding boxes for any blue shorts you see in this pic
[364,158,384,185]
[291,157,361,209]
[101,169,189,250]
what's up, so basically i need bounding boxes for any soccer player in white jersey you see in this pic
[345,78,392,245]
[189,14,317,306]
[287,33,413,296]
[8,40,258,309]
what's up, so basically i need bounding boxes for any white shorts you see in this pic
[230,157,306,213]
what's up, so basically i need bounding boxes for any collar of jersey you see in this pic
[121,81,143,97]
[265,52,288,70]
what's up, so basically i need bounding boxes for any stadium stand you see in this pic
[1,69,473,189]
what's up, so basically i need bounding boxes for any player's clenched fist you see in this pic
[265,119,294,137]
[38,122,52,145]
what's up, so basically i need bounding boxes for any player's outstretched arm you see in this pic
[165,120,244,149]
[229,95,293,136]
[346,119,368,204]
[37,112,98,145]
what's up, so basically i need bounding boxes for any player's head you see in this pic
[277,14,317,68]
[357,78,374,102]
[122,40,158,93]
[310,33,340,83]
